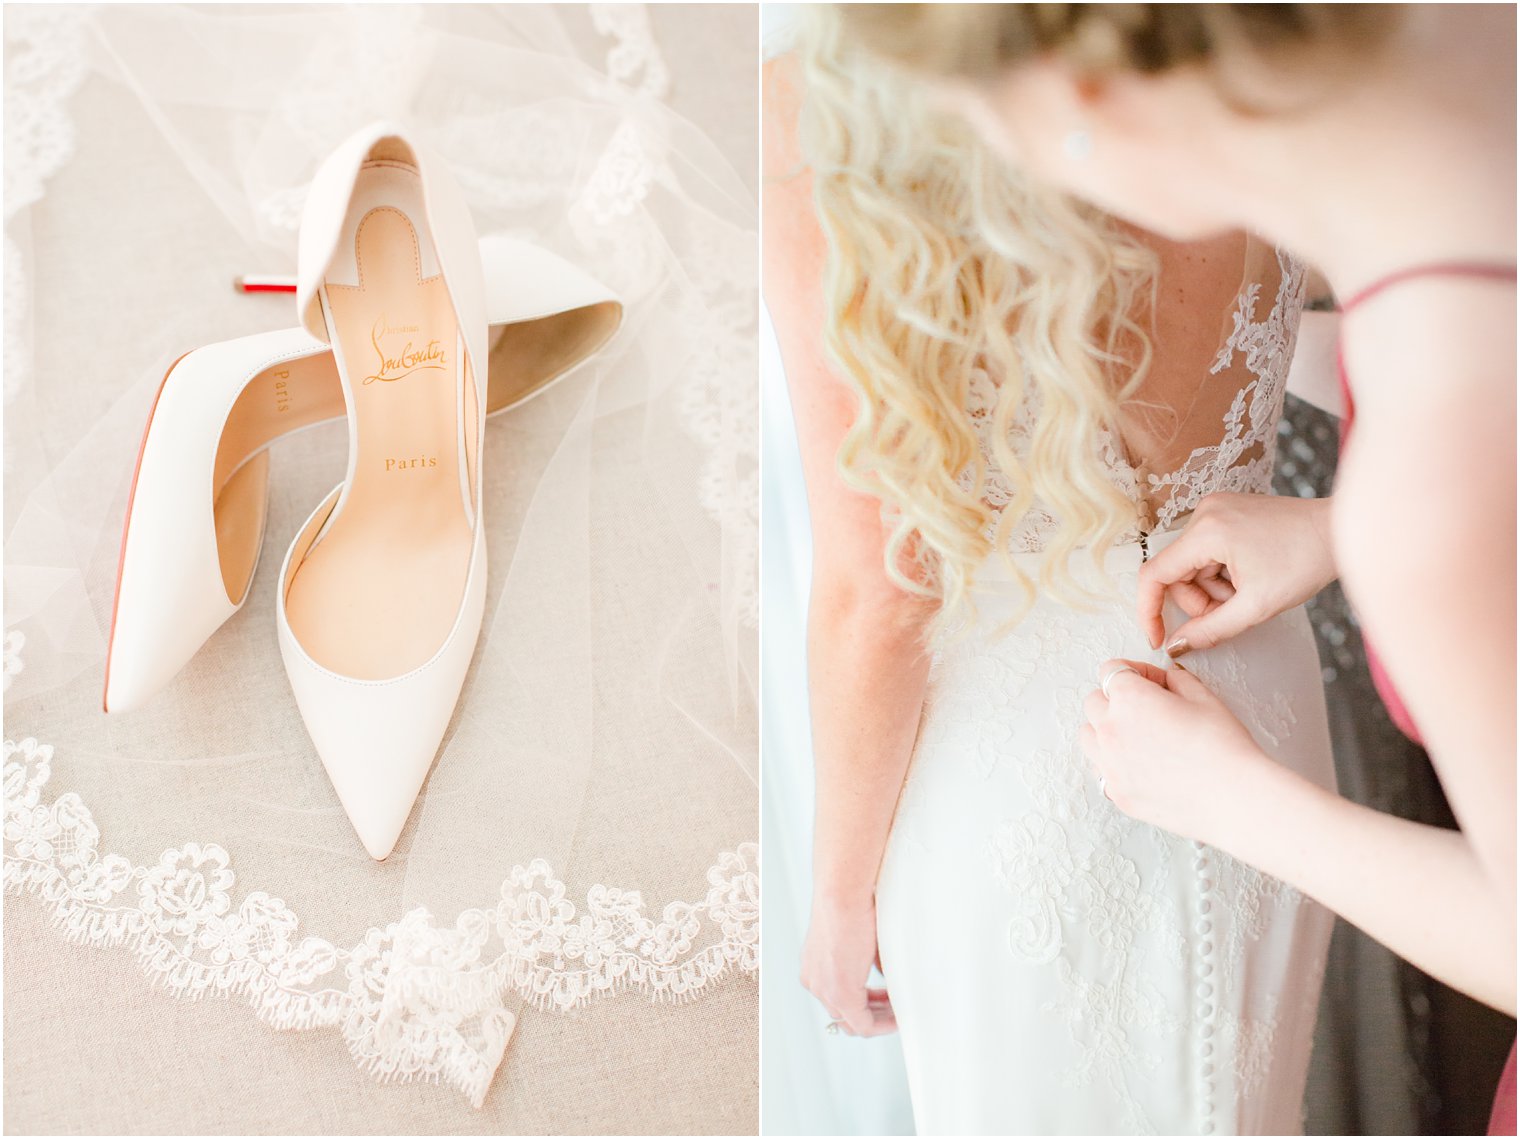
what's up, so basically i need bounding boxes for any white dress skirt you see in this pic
[875,527,1336,1136]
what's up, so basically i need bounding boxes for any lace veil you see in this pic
[4,4,756,1119]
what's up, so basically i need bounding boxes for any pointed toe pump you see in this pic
[103,238,619,716]
[275,123,493,860]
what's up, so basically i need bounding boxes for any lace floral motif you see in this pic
[964,370,1060,553]
[1147,252,1307,532]
[4,736,759,1108]
[967,251,1306,548]
[577,120,657,227]
[563,108,758,628]
[1192,642,1298,750]
[255,4,665,235]
[580,5,758,627]
[1042,958,1181,1135]
[1224,998,1281,1104]
[3,8,89,219]
[445,107,583,215]
[4,629,25,692]
[674,203,760,629]
[4,6,92,406]
[989,815,1074,964]
[591,3,671,100]
[906,568,1316,1132]
[266,6,428,159]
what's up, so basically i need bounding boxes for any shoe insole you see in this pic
[209,303,614,606]
[283,163,475,680]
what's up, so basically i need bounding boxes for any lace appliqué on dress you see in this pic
[914,576,1309,1133]
[891,251,1319,1132]
[965,250,1306,550]
[4,736,759,1108]
[1146,252,1307,533]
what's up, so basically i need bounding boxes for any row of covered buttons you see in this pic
[1193,839,1217,1134]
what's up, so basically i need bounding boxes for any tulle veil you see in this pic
[4,3,757,1109]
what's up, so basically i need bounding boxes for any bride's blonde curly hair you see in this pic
[798,6,1157,631]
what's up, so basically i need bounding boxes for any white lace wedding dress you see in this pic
[874,242,1336,1136]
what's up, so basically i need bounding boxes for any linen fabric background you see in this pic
[4,4,759,1133]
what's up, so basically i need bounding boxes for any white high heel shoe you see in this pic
[277,122,493,860]
[104,233,619,716]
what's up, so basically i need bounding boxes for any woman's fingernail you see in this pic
[1165,636,1190,659]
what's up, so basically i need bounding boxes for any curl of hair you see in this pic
[799,7,1157,633]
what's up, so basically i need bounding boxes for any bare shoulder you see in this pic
[1340,277,1517,420]
[762,54,807,188]
[762,53,827,310]
[1335,276,1515,550]
[1336,266,1517,461]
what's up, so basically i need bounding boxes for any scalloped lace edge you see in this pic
[4,736,758,1107]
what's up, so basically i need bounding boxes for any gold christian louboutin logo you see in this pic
[363,315,447,385]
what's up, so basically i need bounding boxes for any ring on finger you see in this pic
[1100,664,1138,700]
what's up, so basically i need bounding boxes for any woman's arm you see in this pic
[1331,280,1516,1006]
[1085,661,1515,1011]
[764,54,936,1036]
[1215,752,1515,1013]
[1086,280,1517,1013]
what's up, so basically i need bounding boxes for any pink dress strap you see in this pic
[1340,261,1519,314]
[1491,1044,1517,1135]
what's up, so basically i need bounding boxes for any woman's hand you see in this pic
[801,892,897,1037]
[1078,659,1276,845]
[1138,493,1337,657]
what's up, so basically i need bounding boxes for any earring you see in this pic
[1062,129,1093,161]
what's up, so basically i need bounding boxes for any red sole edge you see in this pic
[102,351,192,714]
